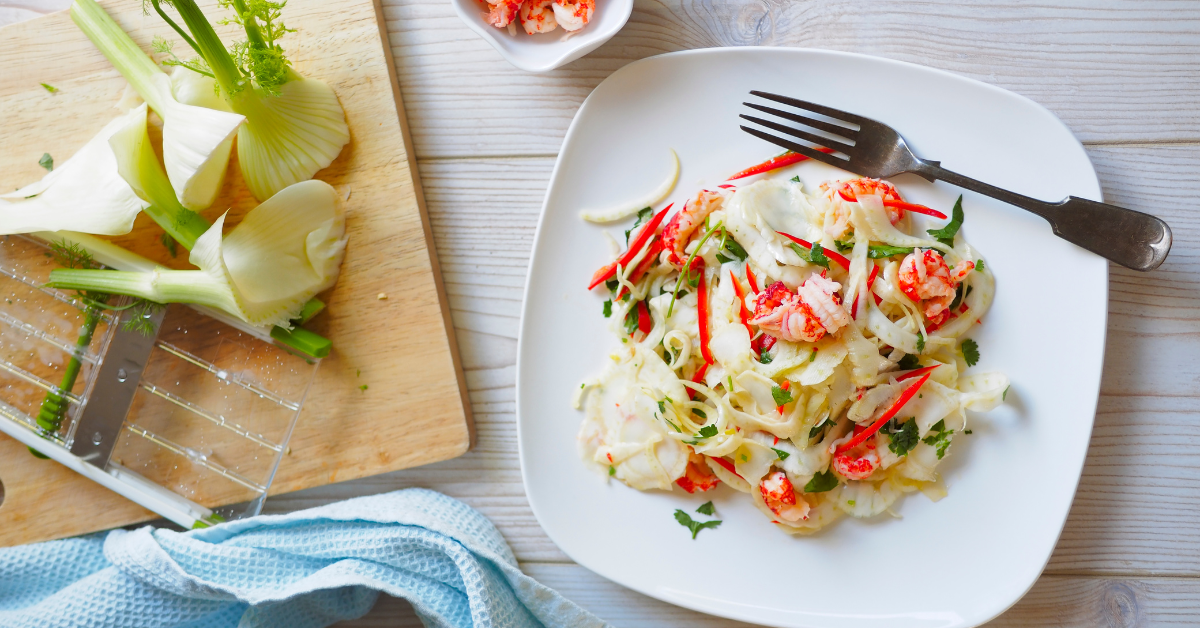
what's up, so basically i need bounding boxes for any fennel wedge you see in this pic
[0,106,150,235]
[149,0,350,201]
[71,0,244,211]
[49,180,347,330]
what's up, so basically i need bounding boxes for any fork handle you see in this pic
[916,163,1172,271]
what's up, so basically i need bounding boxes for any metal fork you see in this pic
[739,90,1172,271]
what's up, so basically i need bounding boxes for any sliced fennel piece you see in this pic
[580,149,679,223]
[48,180,347,329]
[166,0,350,201]
[0,106,149,235]
[232,69,351,202]
[109,104,212,247]
[71,0,244,211]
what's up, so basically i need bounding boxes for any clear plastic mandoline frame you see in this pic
[0,235,319,529]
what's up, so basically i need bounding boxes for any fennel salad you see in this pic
[574,151,1009,536]
[1,0,352,453]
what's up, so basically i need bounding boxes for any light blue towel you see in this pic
[0,488,608,628]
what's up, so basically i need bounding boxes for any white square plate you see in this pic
[517,48,1108,628]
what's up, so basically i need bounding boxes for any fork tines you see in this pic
[739,90,859,170]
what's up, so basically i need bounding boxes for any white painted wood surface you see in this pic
[4,0,1200,624]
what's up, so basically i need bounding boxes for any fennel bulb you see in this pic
[50,180,347,329]
[71,0,245,211]
[0,106,149,235]
[153,0,350,202]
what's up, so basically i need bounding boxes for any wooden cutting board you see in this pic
[0,0,473,545]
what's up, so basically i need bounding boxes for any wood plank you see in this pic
[277,144,1200,574]
[1049,143,1200,576]
[0,0,471,545]
[380,0,1200,159]
[332,564,1200,627]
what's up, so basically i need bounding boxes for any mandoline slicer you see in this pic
[0,235,319,529]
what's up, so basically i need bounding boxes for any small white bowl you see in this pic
[450,0,632,72]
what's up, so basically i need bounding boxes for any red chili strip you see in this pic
[708,455,745,480]
[868,263,882,306]
[776,231,852,271]
[636,300,652,335]
[688,362,709,401]
[728,270,755,339]
[835,372,932,454]
[617,238,664,299]
[744,262,759,293]
[696,260,713,365]
[837,189,947,220]
[752,333,777,356]
[587,204,673,289]
[851,263,882,318]
[728,147,835,181]
[895,364,939,382]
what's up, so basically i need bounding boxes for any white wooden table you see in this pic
[5,1,1200,625]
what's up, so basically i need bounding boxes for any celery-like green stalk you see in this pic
[70,0,168,112]
[49,268,237,313]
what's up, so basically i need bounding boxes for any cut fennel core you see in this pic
[149,0,350,202]
[71,0,244,211]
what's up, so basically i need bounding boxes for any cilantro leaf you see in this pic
[868,244,913,259]
[605,278,619,293]
[961,338,980,367]
[622,305,640,335]
[41,83,59,93]
[897,354,920,370]
[657,400,666,414]
[685,424,719,444]
[38,153,53,172]
[916,332,925,354]
[772,448,790,461]
[771,385,793,406]
[697,501,715,516]
[692,409,707,420]
[809,243,831,268]
[976,258,986,273]
[602,299,612,318]
[922,429,954,459]
[788,242,830,269]
[804,469,838,493]
[790,176,801,183]
[887,419,920,456]
[929,419,946,433]
[674,509,722,539]
[625,207,653,244]
[927,195,964,246]
[720,237,748,262]
[757,350,774,364]
[949,283,966,310]
[834,239,854,253]
[609,466,616,476]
